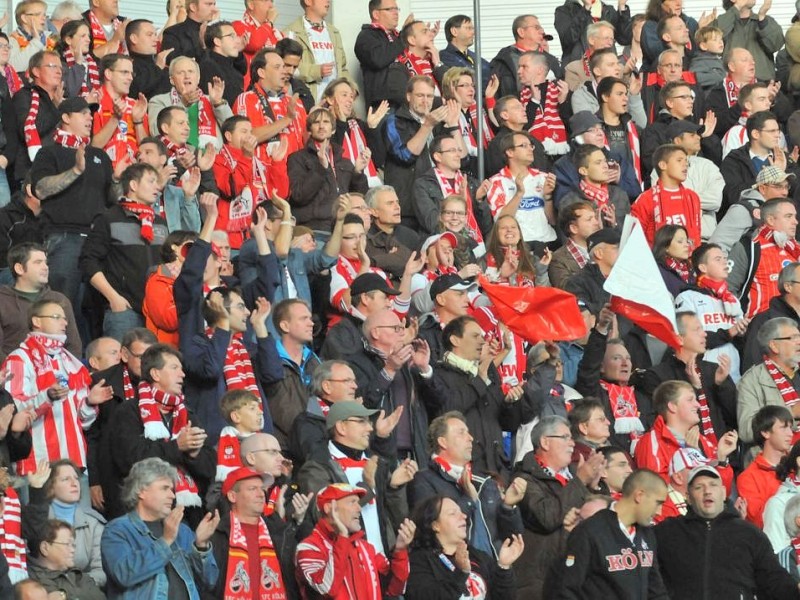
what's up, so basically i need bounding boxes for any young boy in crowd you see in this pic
[215,389,266,482]
[690,26,727,91]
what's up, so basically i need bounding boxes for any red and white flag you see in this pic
[604,216,682,348]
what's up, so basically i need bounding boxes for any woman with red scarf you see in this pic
[653,224,694,298]
[56,21,101,103]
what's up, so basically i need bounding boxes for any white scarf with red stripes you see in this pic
[0,489,25,583]
[340,119,381,187]
[528,81,567,145]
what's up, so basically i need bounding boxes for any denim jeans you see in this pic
[103,308,144,341]
[0,169,11,208]
[45,232,86,312]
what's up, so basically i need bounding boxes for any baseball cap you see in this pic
[665,119,703,141]
[429,273,477,301]
[325,401,378,429]
[687,464,721,486]
[569,111,603,137]
[316,482,367,509]
[421,232,458,255]
[59,96,90,115]
[221,467,270,496]
[668,447,709,477]
[753,165,796,188]
[350,272,399,298]
[179,240,222,260]
[586,228,621,254]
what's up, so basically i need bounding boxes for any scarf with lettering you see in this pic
[723,76,753,108]
[579,179,610,213]
[137,380,201,506]
[696,275,743,318]
[460,106,493,155]
[565,238,589,269]
[582,50,592,77]
[529,82,567,144]
[119,198,155,242]
[3,66,21,96]
[764,357,800,409]
[23,89,43,161]
[225,510,286,600]
[64,48,100,95]
[437,553,487,600]
[433,168,484,248]
[218,144,270,232]
[371,21,399,42]
[690,361,717,445]
[216,426,244,482]
[53,128,89,148]
[599,380,644,441]
[122,365,136,402]
[0,489,25,582]
[664,257,691,283]
[341,119,380,186]
[397,49,439,92]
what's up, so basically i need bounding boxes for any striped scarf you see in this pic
[3,66,21,96]
[64,49,101,96]
[461,105,494,153]
[88,10,123,52]
[53,128,89,148]
[215,425,245,482]
[119,198,155,243]
[565,238,589,269]
[579,179,610,213]
[137,380,201,506]
[23,89,43,161]
[529,81,567,144]
[764,357,800,409]
[122,365,136,402]
[225,510,286,600]
[222,333,260,394]
[433,167,484,247]
[626,119,642,187]
[690,361,717,445]
[664,257,691,283]
[340,119,380,185]
[371,21,398,42]
[0,489,25,583]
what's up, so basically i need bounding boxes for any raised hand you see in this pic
[375,406,404,438]
[249,297,272,334]
[714,353,731,384]
[716,430,738,462]
[291,491,313,524]
[196,143,217,171]
[182,167,201,197]
[132,94,148,123]
[194,509,220,548]
[113,153,133,182]
[394,518,416,550]
[367,100,390,129]
[88,379,114,406]
[26,459,51,489]
[329,499,348,536]
[156,48,174,69]
[207,77,225,106]
[503,476,528,507]
[498,534,525,568]
[163,505,185,545]
[390,458,419,488]
[73,145,86,175]
[454,541,471,572]
[363,454,379,490]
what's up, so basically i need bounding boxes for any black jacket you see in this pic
[637,352,738,439]
[331,117,386,170]
[424,361,522,478]
[129,51,172,100]
[742,295,800,371]
[489,45,563,100]
[564,263,609,315]
[0,192,41,268]
[412,168,494,237]
[655,507,799,600]
[353,24,406,108]
[640,110,721,177]
[320,313,363,360]
[287,138,368,231]
[554,1,632,64]
[406,545,516,600]
[198,50,245,108]
[161,18,204,63]
[79,204,168,313]
[11,86,60,183]
[410,461,524,557]
[720,145,759,215]
[552,508,668,599]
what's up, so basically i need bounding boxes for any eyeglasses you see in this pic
[767,182,791,189]
[376,6,400,11]
[327,377,357,384]
[442,210,467,217]
[670,94,693,100]
[374,325,404,332]
[0,44,10,50]
[125,347,146,359]
[437,148,461,154]
[48,540,76,548]
[773,335,800,342]
[35,314,68,322]
[343,417,370,424]
[545,434,572,441]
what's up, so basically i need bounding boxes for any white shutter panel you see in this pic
[409,0,795,69]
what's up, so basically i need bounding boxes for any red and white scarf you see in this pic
[160,134,190,163]
[565,238,589,269]
[222,333,260,394]
[764,357,800,409]
[696,275,743,318]
[340,119,380,186]
[625,120,642,187]
[536,456,572,486]
[371,21,399,42]
[122,365,136,402]
[664,257,691,283]
[755,225,800,258]
[397,49,439,92]
[3,66,21,96]
[690,361,718,445]
[600,380,644,443]
[169,87,216,144]
[24,89,43,161]
[53,128,89,148]
[433,168,484,249]
[216,425,245,482]
[528,82,567,144]
[137,380,201,506]
[0,489,25,583]
[460,106,494,154]
[432,454,470,492]
[119,198,155,242]
[650,181,694,237]
[219,144,270,233]
[263,485,281,517]
[225,511,286,600]
[579,179,610,213]
[582,50,592,77]
[723,76,752,108]
[23,332,89,393]
[64,48,100,96]
[88,10,122,51]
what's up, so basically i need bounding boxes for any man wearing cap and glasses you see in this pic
[655,463,800,599]
[296,481,415,599]
[297,401,419,557]
[417,273,476,364]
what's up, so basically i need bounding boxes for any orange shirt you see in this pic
[92,88,147,168]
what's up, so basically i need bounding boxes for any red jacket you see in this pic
[737,453,781,528]
[630,184,702,249]
[142,266,179,346]
[634,415,733,493]
[296,519,409,600]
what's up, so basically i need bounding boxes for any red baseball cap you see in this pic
[222,467,269,496]
[316,483,366,509]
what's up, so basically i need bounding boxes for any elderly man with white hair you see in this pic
[777,494,800,579]
[148,55,231,149]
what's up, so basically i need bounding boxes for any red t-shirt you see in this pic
[240,521,262,599]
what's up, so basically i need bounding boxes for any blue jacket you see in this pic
[101,511,218,600]
[159,184,201,233]
[439,43,491,91]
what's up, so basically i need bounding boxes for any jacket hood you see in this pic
[739,187,765,205]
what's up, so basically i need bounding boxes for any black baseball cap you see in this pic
[429,273,476,301]
[665,119,703,141]
[350,272,399,297]
[59,96,90,115]
[586,228,621,254]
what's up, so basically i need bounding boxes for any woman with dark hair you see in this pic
[26,519,105,600]
[653,224,693,297]
[23,460,106,588]
[763,441,800,552]
[142,229,198,345]
[485,215,549,287]
[406,495,524,600]
[640,0,704,73]
[56,20,101,102]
